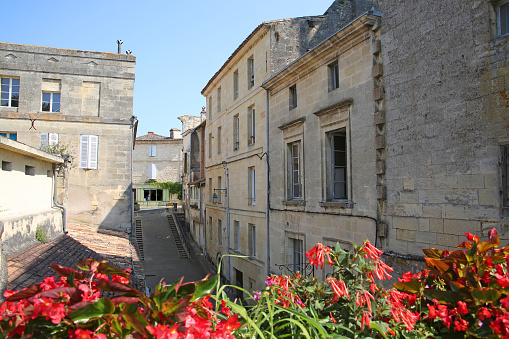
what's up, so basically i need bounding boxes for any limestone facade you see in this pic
[0,42,135,231]
[201,1,373,290]
[263,13,380,279]
[133,131,183,205]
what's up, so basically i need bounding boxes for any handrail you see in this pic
[170,211,190,259]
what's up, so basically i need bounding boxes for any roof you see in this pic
[0,136,64,163]
[201,15,327,95]
[136,132,181,141]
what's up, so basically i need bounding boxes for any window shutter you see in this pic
[49,133,59,146]
[80,135,89,168]
[89,135,98,169]
[152,145,156,157]
[152,164,157,179]
[148,146,152,156]
[40,133,49,148]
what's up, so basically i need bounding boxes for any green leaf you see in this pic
[393,280,422,293]
[478,241,496,253]
[467,241,477,257]
[123,312,148,335]
[191,275,218,302]
[69,298,115,322]
[423,289,467,305]
[96,279,138,293]
[76,258,98,271]
[472,288,501,303]
[422,248,444,258]
[97,262,130,278]
[370,321,388,338]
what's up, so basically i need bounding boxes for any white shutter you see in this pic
[49,133,59,146]
[40,133,49,148]
[80,135,89,168]
[152,145,156,157]
[148,164,157,179]
[148,164,152,178]
[89,135,98,169]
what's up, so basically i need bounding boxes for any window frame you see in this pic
[233,220,240,251]
[40,133,59,148]
[248,223,256,257]
[233,70,239,100]
[247,57,255,89]
[248,106,255,145]
[208,132,212,158]
[502,144,509,209]
[288,141,303,200]
[217,126,222,154]
[497,0,509,37]
[233,114,240,151]
[248,166,256,206]
[328,60,340,92]
[1,77,20,108]
[148,145,157,157]
[218,219,223,246]
[79,135,98,169]
[0,132,17,141]
[41,92,61,113]
[331,131,348,200]
[217,87,222,113]
[289,85,297,110]
[290,237,304,273]
[208,96,213,120]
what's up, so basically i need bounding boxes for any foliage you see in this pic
[145,180,183,200]
[35,225,48,243]
[1,229,507,338]
[40,142,76,169]
[0,259,240,338]
[393,228,509,338]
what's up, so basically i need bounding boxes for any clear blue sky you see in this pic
[4,0,335,137]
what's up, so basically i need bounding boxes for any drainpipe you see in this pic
[226,167,231,284]
[265,89,270,277]
[53,164,67,234]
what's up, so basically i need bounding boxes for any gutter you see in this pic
[53,164,67,234]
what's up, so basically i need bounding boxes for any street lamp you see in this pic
[211,188,226,205]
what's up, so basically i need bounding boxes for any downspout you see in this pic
[226,167,231,284]
[53,164,67,234]
[265,89,270,277]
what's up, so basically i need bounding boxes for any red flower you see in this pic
[221,300,231,317]
[465,232,479,243]
[146,324,180,339]
[72,329,94,339]
[361,311,372,330]
[306,243,333,269]
[478,307,492,320]
[454,318,469,332]
[497,276,509,289]
[363,240,383,260]
[214,314,241,338]
[500,296,509,309]
[327,277,349,299]
[456,301,468,315]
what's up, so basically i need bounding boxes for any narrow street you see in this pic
[136,209,215,293]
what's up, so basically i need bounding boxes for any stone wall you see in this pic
[367,0,509,264]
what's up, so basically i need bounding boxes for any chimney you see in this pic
[117,40,123,54]
[201,106,206,121]
[148,132,154,135]
[170,128,181,139]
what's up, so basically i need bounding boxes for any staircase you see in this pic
[167,214,190,258]
[135,219,144,261]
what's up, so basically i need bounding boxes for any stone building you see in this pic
[133,130,183,206]
[0,42,136,231]
[179,113,207,250]
[262,12,381,279]
[201,0,373,290]
[366,0,509,275]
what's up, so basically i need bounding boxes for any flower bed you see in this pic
[0,228,507,338]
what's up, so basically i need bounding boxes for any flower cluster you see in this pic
[0,259,241,338]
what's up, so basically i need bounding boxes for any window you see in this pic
[217,87,222,113]
[2,161,12,171]
[0,132,17,141]
[291,238,304,273]
[233,114,239,151]
[498,1,509,36]
[208,96,213,120]
[41,79,61,112]
[248,223,256,257]
[218,219,222,246]
[148,163,157,179]
[233,70,239,100]
[1,77,19,107]
[40,133,59,148]
[217,126,222,154]
[143,188,163,201]
[79,135,98,169]
[208,133,212,158]
[248,166,255,205]
[184,153,188,173]
[217,176,222,204]
[148,145,157,157]
[233,220,240,250]
[248,57,254,89]
[289,85,297,110]
[328,60,339,91]
[502,145,509,207]
[25,165,35,176]
[209,178,212,202]
[209,217,213,240]
[288,142,302,199]
[247,106,255,145]
[331,131,347,199]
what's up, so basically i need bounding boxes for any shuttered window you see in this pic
[148,145,157,157]
[39,133,59,148]
[148,163,157,180]
[79,135,98,169]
